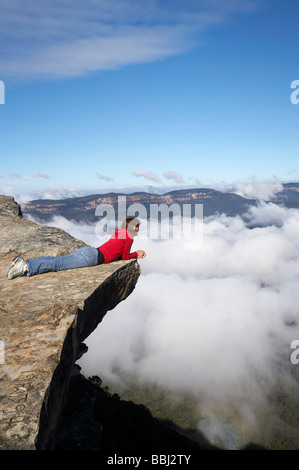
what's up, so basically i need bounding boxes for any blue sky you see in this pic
[0,0,299,202]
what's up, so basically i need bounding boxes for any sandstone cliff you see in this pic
[0,195,140,450]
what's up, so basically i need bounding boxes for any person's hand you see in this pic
[137,250,146,258]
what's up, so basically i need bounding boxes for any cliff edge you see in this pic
[0,195,140,450]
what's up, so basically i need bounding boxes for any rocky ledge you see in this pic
[0,196,140,450]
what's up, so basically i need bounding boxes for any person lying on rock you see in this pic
[5,217,146,280]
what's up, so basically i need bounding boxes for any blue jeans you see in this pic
[26,246,100,277]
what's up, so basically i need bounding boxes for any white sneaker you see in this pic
[4,256,23,277]
[7,258,27,280]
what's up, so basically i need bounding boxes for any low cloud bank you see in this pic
[213,177,284,201]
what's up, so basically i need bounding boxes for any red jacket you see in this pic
[97,228,138,264]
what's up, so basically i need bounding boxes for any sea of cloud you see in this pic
[27,201,299,447]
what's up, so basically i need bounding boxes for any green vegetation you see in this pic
[246,371,299,450]
[101,368,299,450]
[105,376,201,430]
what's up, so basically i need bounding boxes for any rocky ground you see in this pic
[0,195,140,450]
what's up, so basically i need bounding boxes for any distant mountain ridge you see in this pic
[21,183,299,222]
[21,188,257,222]
[274,182,299,208]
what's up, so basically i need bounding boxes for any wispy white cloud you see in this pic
[36,172,50,179]
[131,170,161,183]
[0,172,50,182]
[95,172,114,182]
[8,172,23,180]
[0,0,260,79]
[163,170,185,184]
[2,26,190,79]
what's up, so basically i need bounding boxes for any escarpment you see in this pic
[0,195,140,450]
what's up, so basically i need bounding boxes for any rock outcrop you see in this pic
[0,196,140,450]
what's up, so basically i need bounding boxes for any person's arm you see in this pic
[121,237,138,260]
